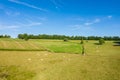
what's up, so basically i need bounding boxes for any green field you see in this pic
[0,38,82,53]
[0,39,120,80]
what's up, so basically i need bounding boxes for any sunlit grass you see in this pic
[0,39,120,80]
[0,39,82,54]
[0,65,35,80]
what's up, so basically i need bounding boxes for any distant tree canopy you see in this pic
[0,35,11,38]
[17,33,120,41]
[18,33,29,41]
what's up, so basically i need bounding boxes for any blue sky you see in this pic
[0,0,120,37]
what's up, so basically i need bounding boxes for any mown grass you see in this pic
[0,48,47,51]
[0,38,45,50]
[0,65,35,80]
[0,38,82,54]
[0,39,120,80]
[45,42,82,54]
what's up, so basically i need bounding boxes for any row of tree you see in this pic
[0,35,11,38]
[17,33,120,41]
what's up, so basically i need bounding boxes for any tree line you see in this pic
[0,35,11,38]
[17,33,120,41]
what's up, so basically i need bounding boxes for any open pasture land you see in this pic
[0,38,82,54]
[0,39,120,80]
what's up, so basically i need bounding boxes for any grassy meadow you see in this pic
[0,38,120,80]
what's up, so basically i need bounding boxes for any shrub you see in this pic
[24,37,29,41]
[81,45,85,55]
[99,38,105,45]
[63,38,68,42]
[80,39,84,44]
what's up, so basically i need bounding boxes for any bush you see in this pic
[99,38,105,45]
[63,38,68,42]
[81,45,85,55]
[80,39,84,44]
[24,37,29,41]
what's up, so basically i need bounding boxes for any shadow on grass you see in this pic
[94,43,101,45]
[113,41,120,46]
[0,48,48,51]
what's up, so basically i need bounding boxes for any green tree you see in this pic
[99,38,105,45]
[23,33,29,41]
[18,34,24,39]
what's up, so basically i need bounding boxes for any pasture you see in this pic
[0,38,120,80]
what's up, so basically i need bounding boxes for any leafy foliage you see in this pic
[80,38,84,44]
[63,38,68,42]
[18,33,29,41]
[17,34,120,40]
[99,38,105,45]
[0,35,11,38]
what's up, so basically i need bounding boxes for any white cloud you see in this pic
[70,18,101,31]
[70,24,93,31]
[0,21,42,30]
[70,16,113,32]
[8,0,47,12]
[72,25,82,30]
[38,17,47,21]
[84,22,93,26]
[23,22,42,27]
[0,4,20,16]
[50,0,62,9]
[0,24,19,30]
[94,18,100,23]
[5,25,19,29]
[84,18,100,26]
[22,19,42,27]
[107,15,112,19]
[5,11,20,16]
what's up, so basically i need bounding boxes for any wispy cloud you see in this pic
[71,25,82,30]
[0,24,19,30]
[84,18,100,26]
[0,4,21,16]
[70,18,101,31]
[8,0,47,12]
[107,15,112,19]
[20,22,42,27]
[38,17,47,21]
[71,15,113,31]
[0,21,42,30]
[5,11,20,16]
[50,0,62,9]
[84,22,93,26]
[71,24,93,31]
